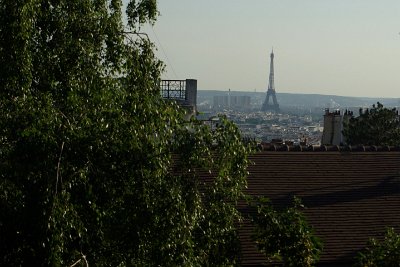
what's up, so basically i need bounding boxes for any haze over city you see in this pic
[136,0,400,98]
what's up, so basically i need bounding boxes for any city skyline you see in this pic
[133,1,400,98]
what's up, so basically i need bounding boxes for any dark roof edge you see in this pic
[258,144,400,152]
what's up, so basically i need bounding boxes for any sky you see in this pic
[135,1,400,98]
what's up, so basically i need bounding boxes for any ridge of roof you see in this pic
[258,144,400,152]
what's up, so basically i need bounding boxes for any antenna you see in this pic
[150,26,179,79]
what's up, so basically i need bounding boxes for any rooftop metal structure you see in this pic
[160,79,197,119]
[160,80,186,100]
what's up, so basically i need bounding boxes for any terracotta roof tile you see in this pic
[240,150,400,266]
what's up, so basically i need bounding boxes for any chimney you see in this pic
[183,79,197,120]
[321,109,351,145]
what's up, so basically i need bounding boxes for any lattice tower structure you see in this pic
[261,50,280,112]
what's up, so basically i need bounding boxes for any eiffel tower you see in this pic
[261,49,280,112]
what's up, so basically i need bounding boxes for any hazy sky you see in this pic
[138,1,400,98]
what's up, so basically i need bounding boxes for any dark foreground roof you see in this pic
[240,148,400,266]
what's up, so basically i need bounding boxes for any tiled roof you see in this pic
[240,148,400,266]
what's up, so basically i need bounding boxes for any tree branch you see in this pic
[55,141,65,195]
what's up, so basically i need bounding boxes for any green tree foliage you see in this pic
[250,197,323,267]
[355,228,400,267]
[343,102,400,146]
[0,0,251,265]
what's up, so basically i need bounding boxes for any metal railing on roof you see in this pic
[160,80,186,100]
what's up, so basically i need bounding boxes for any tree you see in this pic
[0,0,251,266]
[250,197,323,267]
[342,102,400,146]
[355,228,400,267]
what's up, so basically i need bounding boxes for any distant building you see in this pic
[230,95,251,109]
[213,95,251,110]
[213,95,229,109]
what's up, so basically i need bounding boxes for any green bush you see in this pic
[355,228,400,267]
